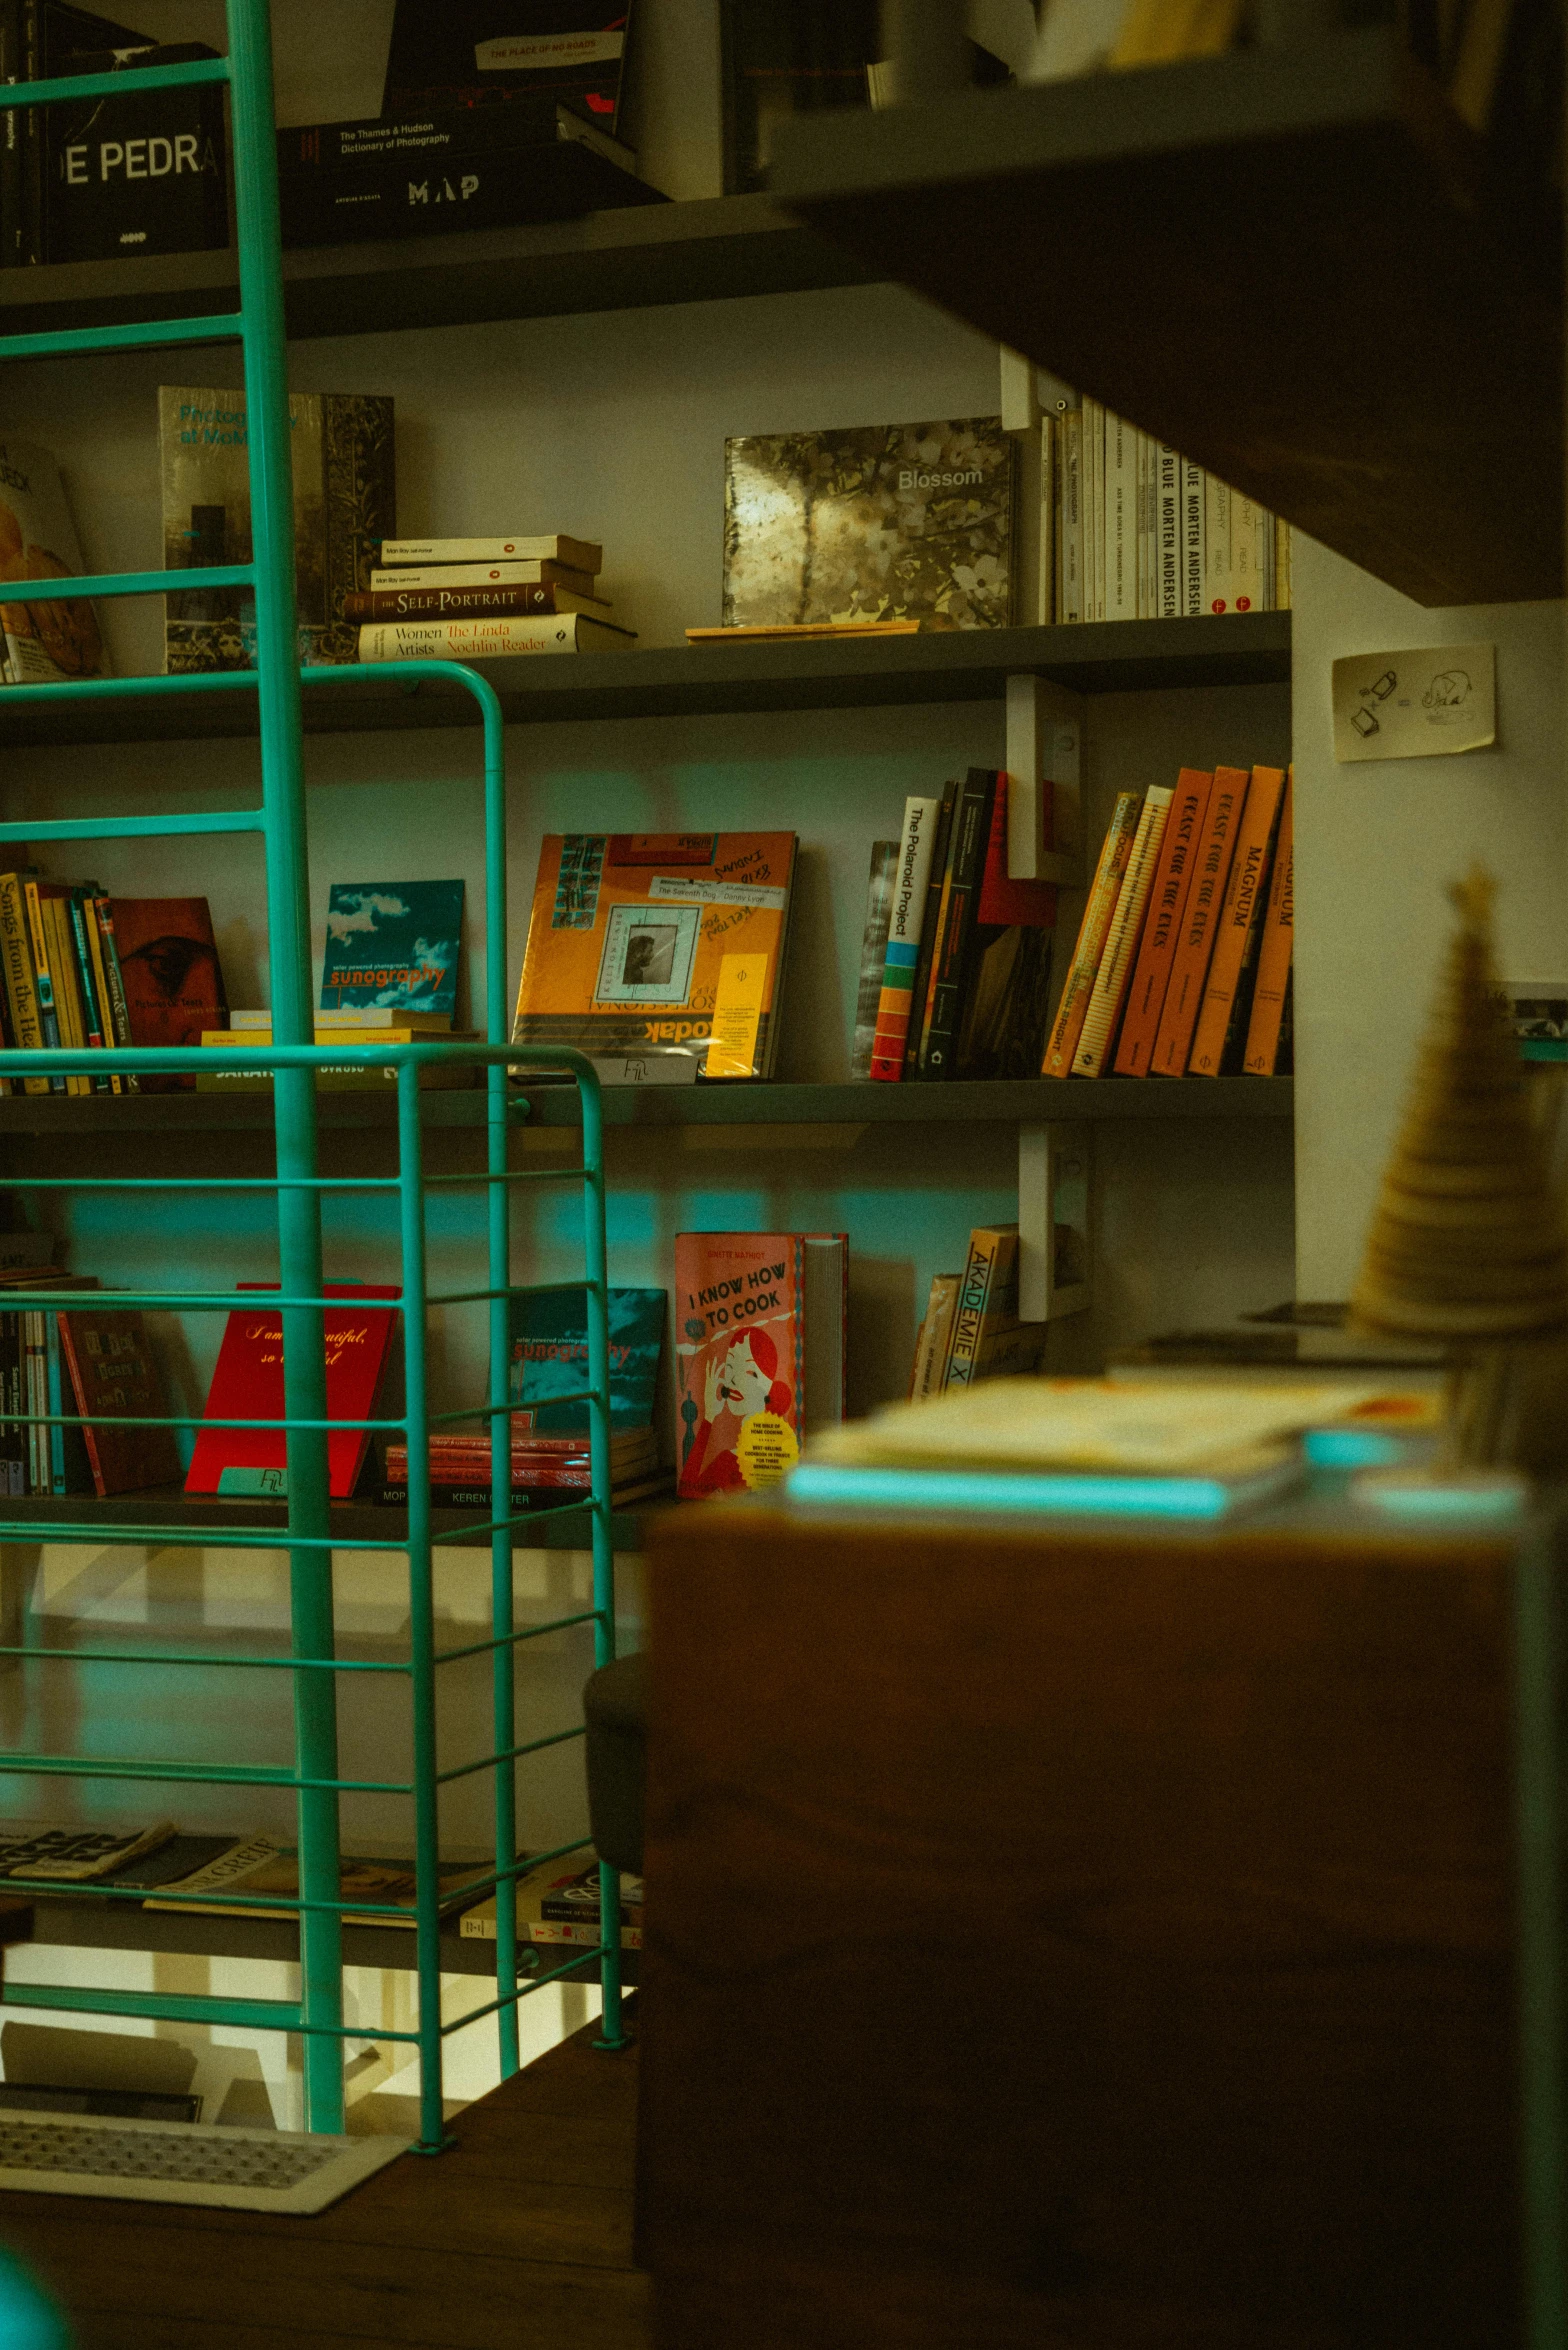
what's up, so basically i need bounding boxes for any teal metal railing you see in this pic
[0,0,621,2152]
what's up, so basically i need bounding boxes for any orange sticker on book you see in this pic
[706,952,768,1078]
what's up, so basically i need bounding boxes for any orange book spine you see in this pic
[1071,787,1172,1077]
[1188,764,1287,1075]
[1112,767,1213,1076]
[1243,769,1294,1075]
[1149,766,1251,1075]
[1040,791,1142,1078]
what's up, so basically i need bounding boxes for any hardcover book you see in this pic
[44,39,226,265]
[0,436,107,685]
[461,1853,643,1947]
[381,2,633,132]
[674,1230,846,1497]
[158,386,394,673]
[183,1282,399,1500]
[509,1285,666,1431]
[512,832,797,1077]
[723,417,1016,632]
[320,880,463,1020]
[56,1306,181,1498]
[107,895,226,1090]
[848,839,898,1081]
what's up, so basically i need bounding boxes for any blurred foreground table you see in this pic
[638,1490,1563,2349]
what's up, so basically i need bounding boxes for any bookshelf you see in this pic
[0,616,1291,749]
[771,28,1560,608]
[0,1075,1292,1135]
[0,191,868,344]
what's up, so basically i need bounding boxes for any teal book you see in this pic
[320,880,464,1016]
[510,1288,666,1432]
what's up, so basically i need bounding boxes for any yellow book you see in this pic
[0,874,49,1094]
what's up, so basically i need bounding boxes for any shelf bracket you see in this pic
[1018,1120,1091,1322]
[1006,673,1083,887]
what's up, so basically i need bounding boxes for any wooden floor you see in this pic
[0,2012,650,2349]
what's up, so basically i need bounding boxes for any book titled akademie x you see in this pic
[723,417,1016,632]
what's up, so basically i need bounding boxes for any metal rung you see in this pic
[0,311,245,363]
[0,57,230,109]
[2,1987,300,2036]
[0,562,252,605]
[0,810,264,842]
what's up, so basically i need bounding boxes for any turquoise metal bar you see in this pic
[0,565,252,605]
[577,1069,625,2052]
[0,313,245,363]
[2,1987,300,2034]
[227,0,344,2137]
[0,812,263,842]
[0,56,229,106]
[0,1641,410,1673]
[398,1059,448,2153]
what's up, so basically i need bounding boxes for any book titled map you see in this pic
[723,416,1016,632]
[321,880,464,1020]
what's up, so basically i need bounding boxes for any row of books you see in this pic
[1042,409,1290,626]
[0,1819,640,1950]
[1044,764,1294,1081]
[853,773,1056,1084]
[0,1259,177,1501]
[0,874,179,1096]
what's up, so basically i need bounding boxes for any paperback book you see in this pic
[723,417,1016,632]
[321,880,463,1020]
[674,1230,846,1496]
[183,1282,399,1501]
[0,436,107,686]
[56,1306,181,1498]
[512,831,797,1077]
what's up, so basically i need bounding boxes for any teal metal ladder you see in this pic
[0,0,623,2150]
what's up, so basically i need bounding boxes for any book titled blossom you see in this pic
[722,416,1016,632]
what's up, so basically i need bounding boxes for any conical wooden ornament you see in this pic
[1350,868,1568,1346]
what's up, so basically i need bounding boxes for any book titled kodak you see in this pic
[356,614,634,662]
[512,832,798,1078]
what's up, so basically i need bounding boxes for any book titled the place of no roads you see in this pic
[723,417,1016,632]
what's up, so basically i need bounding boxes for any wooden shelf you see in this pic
[22,1889,634,1982]
[0,1487,651,1552]
[0,615,1291,751]
[772,30,1561,607]
[0,192,868,345]
[0,1075,1293,1135]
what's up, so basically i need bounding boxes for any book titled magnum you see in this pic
[723,416,1016,631]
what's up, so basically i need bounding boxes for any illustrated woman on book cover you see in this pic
[683,1326,794,1495]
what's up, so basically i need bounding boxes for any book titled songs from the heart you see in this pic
[184,1283,399,1501]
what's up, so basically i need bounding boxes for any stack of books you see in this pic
[349,535,634,664]
[382,1286,670,1512]
[1044,763,1294,1080]
[462,1854,643,1952]
[909,1224,1047,1402]
[865,771,1057,1085]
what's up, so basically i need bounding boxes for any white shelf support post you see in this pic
[1006,672,1083,886]
[1018,1120,1092,1321]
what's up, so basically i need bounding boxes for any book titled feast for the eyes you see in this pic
[321,880,464,1020]
[723,417,1016,632]
[512,833,797,1078]
[183,1282,399,1500]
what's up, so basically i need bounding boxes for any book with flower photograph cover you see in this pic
[722,416,1017,631]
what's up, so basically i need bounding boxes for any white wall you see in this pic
[1290,534,1566,1299]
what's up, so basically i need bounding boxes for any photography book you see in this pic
[320,880,463,1021]
[674,1230,846,1497]
[381,2,634,133]
[0,436,108,685]
[512,831,797,1077]
[510,1284,666,1430]
[44,37,226,265]
[723,417,1016,632]
[159,386,395,672]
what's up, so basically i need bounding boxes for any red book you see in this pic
[674,1233,846,1499]
[107,896,227,1094]
[57,1307,181,1499]
[184,1282,398,1500]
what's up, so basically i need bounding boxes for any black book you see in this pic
[382,1,633,135]
[0,1308,23,1499]
[0,3,21,270]
[18,2,146,266]
[276,104,656,250]
[901,779,956,1081]
[43,35,227,266]
[918,768,997,1081]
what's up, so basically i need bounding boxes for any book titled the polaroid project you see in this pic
[321,880,464,1020]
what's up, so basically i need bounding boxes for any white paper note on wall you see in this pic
[1332,643,1497,763]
